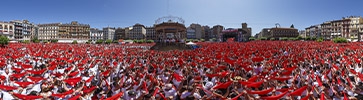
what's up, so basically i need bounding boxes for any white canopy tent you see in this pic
[186,41,196,45]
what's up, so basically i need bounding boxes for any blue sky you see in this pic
[2,0,363,35]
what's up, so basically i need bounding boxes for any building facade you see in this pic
[0,21,14,40]
[145,27,156,40]
[103,27,116,40]
[58,21,90,40]
[115,28,126,41]
[259,27,299,39]
[202,26,211,40]
[186,27,196,39]
[38,23,60,40]
[211,25,224,41]
[305,25,321,38]
[188,23,203,39]
[11,20,37,41]
[90,28,103,42]
[126,24,146,40]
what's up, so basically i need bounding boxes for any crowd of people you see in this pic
[0,41,363,100]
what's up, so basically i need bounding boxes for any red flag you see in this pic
[321,93,325,100]
[28,76,45,83]
[247,76,258,82]
[247,88,274,95]
[344,92,348,100]
[68,94,81,100]
[260,91,288,100]
[52,90,74,98]
[289,86,307,96]
[63,77,82,86]
[0,85,18,91]
[271,77,291,81]
[83,86,97,94]
[172,72,183,82]
[14,82,34,88]
[346,77,353,88]
[153,88,159,97]
[68,71,79,77]
[12,93,43,100]
[316,76,322,87]
[213,81,233,89]
[28,69,46,75]
[246,81,264,88]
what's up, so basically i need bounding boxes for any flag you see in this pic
[173,72,183,82]
[0,85,18,91]
[316,76,322,87]
[260,91,288,100]
[290,86,308,96]
[12,93,43,100]
[14,82,33,88]
[246,81,264,88]
[247,88,274,95]
[68,94,81,100]
[321,93,325,100]
[213,81,233,89]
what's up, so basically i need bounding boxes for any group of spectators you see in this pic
[0,41,363,100]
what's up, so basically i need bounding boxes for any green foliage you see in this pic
[297,36,303,40]
[249,37,256,41]
[280,37,289,41]
[72,40,78,44]
[193,39,199,42]
[43,40,49,43]
[258,37,267,40]
[311,37,317,41]
[288,37,298,41]
[200,39,205,42]
[22,40,30,44]
[113,40,119,43]
[96,39,103,44]
[316,38,324,42]
[0,35,9,46]
[105,39,112,44]
[210,38,216,42]
[146,40,154,43]
[333,37,348,43]
[270,38,275,41]
[86,41,90,44]
[51,40,58,43]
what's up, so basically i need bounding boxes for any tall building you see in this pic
[126,24,146,40]
[202,26,211,40]
[38,23,60,40]
[186,27,196,39]
[188,23,203,39]
[305,25,321,38]
[211,25,224,41]
[90,28,103,42]
[0,21,14,40]
[103,27,115,40]
[241,23,252,41]
[115,28,126,41]
[58,21,90,40]
[306,16,363,40]
[145,26,156,40]
[11,20,37,41]
[258,25,299,39]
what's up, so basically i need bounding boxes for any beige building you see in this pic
[125,24,146,40]
[115,28,126,41]
[145,26,156,40]
[211,25,224,41]
[59,21,90,40]
[38,23,60,40]
[0,21,14,40]
[188,23,203,39]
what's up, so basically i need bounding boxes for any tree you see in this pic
[72,40,78,44]
[0,35,9,47]
[249,37,256,41]
[31,37,40,43]
[51,40,58,43]
[105,39,112,44]
[96,39,104,44]
[333,37,348,43]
